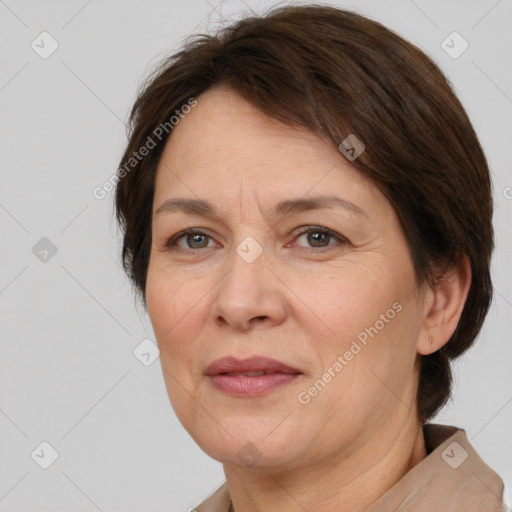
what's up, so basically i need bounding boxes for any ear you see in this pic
[417,256,472,356]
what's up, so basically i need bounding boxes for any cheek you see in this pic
[300,262,419,387]
[146,267,174,339]
[146,265,202,363]
[146,268,206,421]
[299,266,400,342]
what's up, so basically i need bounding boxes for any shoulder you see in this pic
[370,423,505,511]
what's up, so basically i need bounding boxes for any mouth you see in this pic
[220,371,279,377]
[204,356,303,397]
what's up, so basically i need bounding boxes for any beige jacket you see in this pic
[195,424,505,511]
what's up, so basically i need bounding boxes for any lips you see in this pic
[204,356,302,376]
[204,356,303,397]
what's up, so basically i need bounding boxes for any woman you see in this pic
[115,4,505,511]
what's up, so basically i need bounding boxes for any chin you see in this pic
[189,418,305,469]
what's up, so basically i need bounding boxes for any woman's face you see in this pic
[146,86,428,471]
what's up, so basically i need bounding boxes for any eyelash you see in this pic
[164,226,347,253]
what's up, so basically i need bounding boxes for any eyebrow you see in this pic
[155,195,368,218]
[155,194,368,220]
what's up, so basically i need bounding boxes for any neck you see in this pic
[224,419,427,512]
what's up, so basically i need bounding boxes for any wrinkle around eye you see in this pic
[155,225,353,258]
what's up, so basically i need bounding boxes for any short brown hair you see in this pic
[115,4,494,422]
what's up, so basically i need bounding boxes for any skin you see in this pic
[145,85,471,512]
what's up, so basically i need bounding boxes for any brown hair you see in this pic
[115,4,494,422]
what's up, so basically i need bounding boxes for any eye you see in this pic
[164,226,347,252]
[165,228,216,251]
[291,226,346,250]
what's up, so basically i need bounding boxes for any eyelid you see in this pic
[165,227,218,249]
[165,225,348,251]
[290,225,348,250]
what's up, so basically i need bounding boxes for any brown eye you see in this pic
[293,226,346,250]
[183,233,210,249]
[165,226,346,253]
[166,229,216,251]
[305,231,330,247]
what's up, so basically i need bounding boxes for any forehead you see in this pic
[153,87,385,219]
[164,86,329,170]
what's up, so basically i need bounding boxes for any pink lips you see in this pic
[204,356,302,397]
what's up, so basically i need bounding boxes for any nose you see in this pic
[211,243,288,332]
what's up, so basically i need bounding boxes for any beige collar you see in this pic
[195,424,505,511]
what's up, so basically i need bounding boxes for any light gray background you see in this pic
[1,0,511,510]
